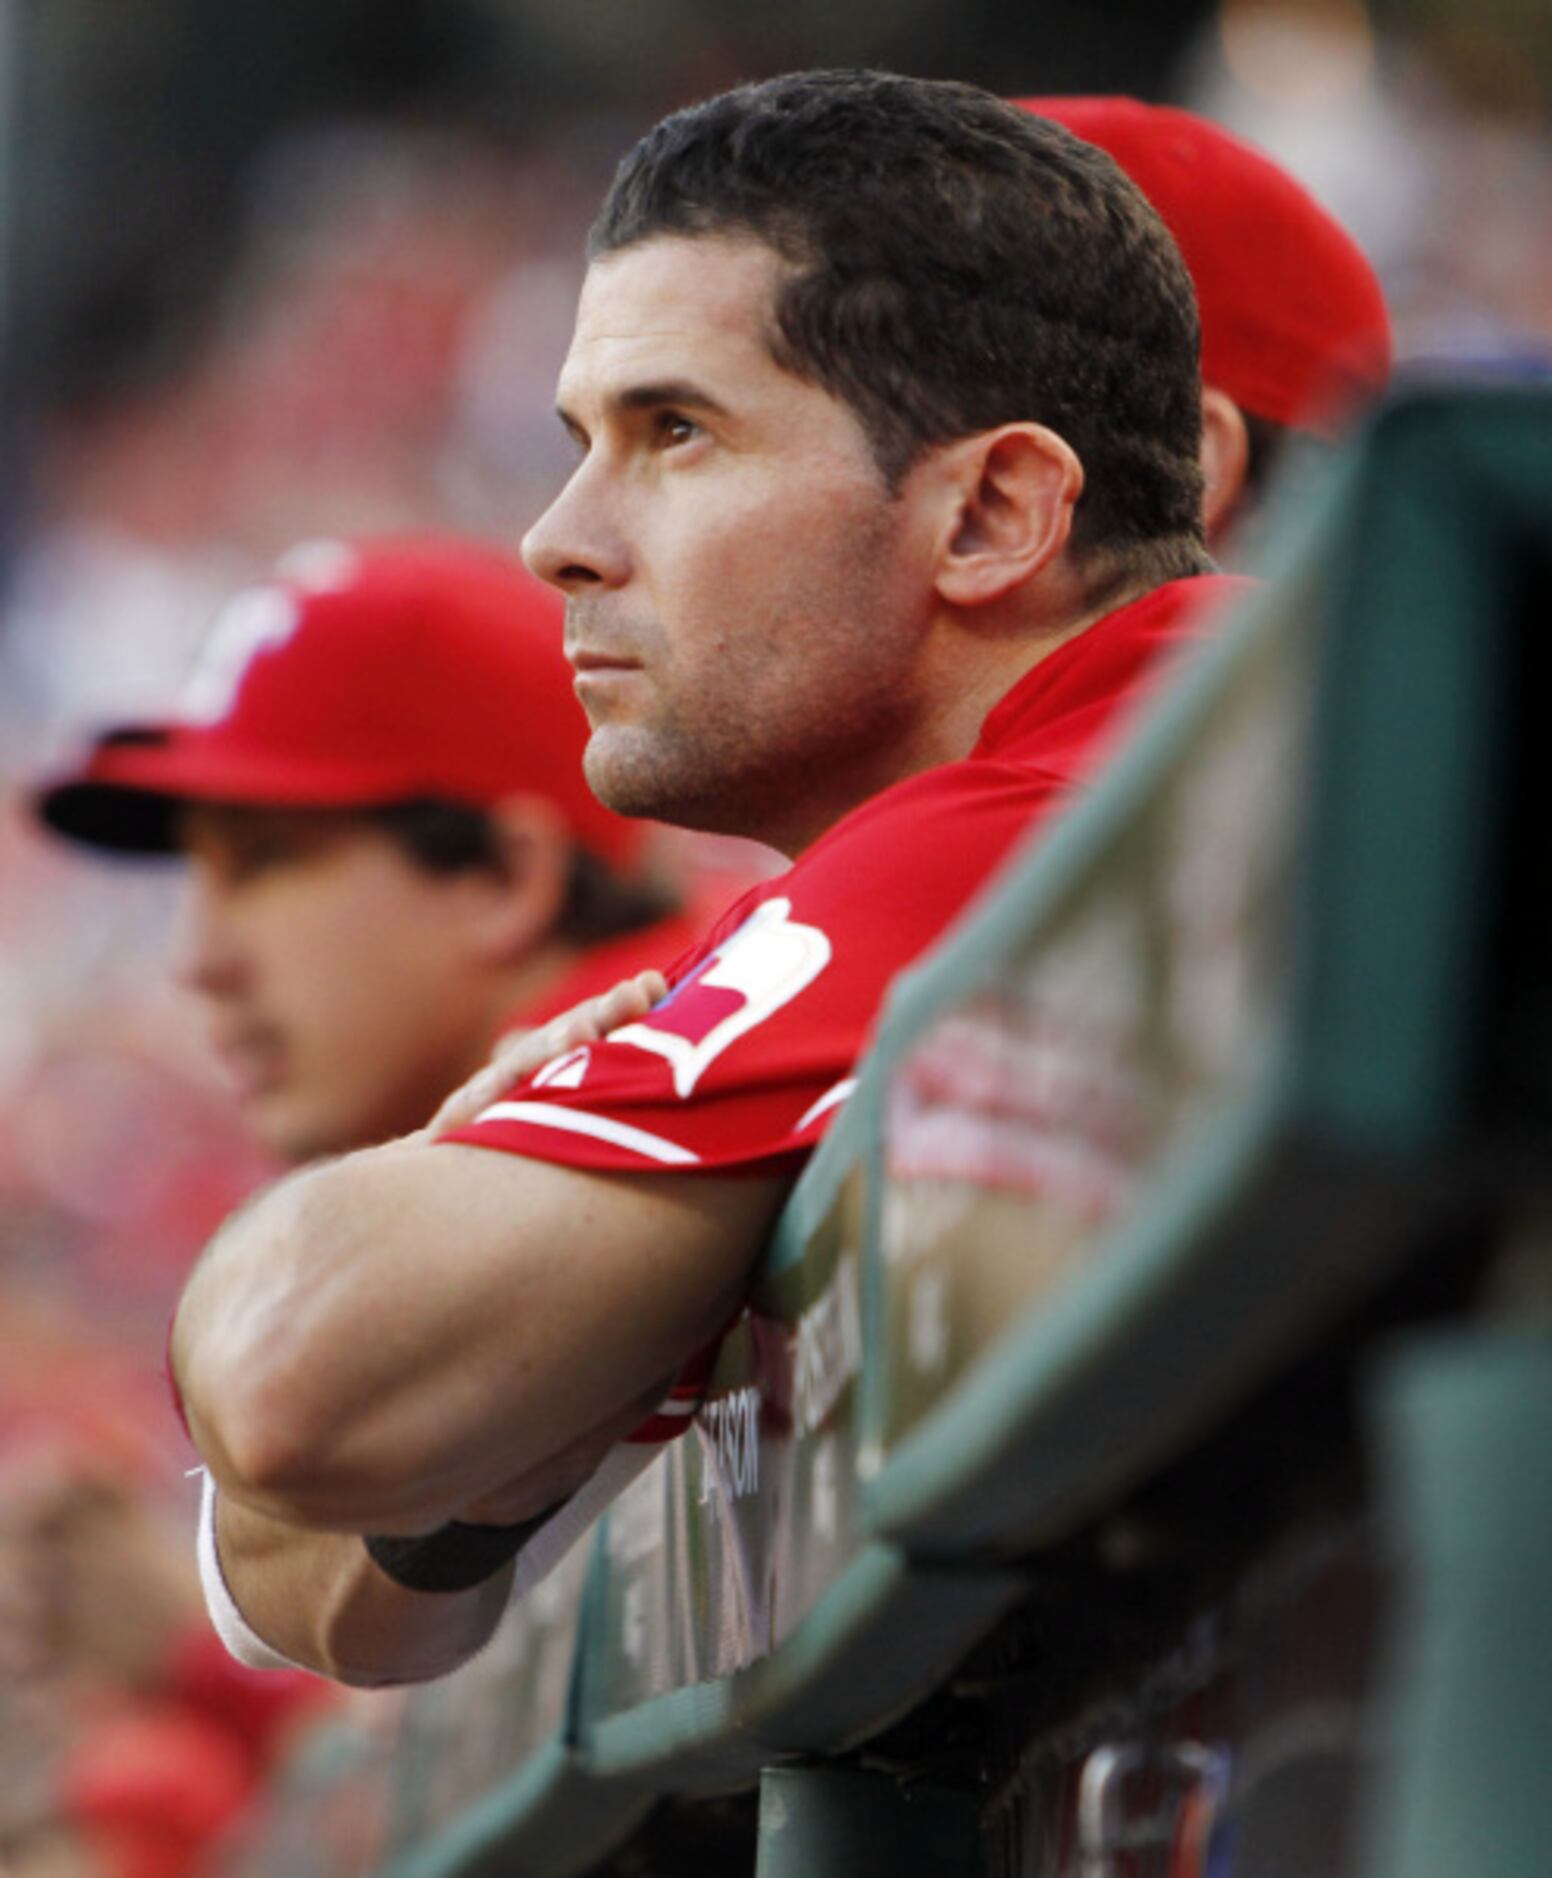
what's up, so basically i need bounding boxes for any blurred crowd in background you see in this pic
[0,0,1549,1870]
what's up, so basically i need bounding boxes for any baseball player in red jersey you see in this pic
[171,71,1255,1686]
[10,537,716,1873]
[1019,97,1392,550]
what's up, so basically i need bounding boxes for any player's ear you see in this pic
[1200,386,1250,544]
[929,423,1084,609]
[466,796,571,964]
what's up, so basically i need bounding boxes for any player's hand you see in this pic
[422,968,667,1140]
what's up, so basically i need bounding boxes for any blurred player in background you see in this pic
[3,536,716,1877]
[35,535,708,1163]
[1020,97,1393,551]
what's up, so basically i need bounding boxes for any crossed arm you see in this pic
[171,987,789,1685]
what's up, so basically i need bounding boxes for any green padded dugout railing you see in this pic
[219,1708,401,1877]
[1362,1331,1552,1878]
[576,1091,1019,1790]
[856,384,1552,1558]
[382,1535,655,1878]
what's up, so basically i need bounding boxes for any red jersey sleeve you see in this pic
[440,762,1067,1176]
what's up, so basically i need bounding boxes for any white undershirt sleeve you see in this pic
[198,1426,673,1668]
[196,1467,309,1673]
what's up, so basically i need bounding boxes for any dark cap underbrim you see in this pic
[34,776,184,855]
[33,727,193,855]
[30,725,427,856]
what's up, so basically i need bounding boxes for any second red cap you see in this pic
[1020,96,1393,437]
[34,536,643,868]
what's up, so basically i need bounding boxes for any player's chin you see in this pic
[582,729,681,821]
[247,1095,342,1168]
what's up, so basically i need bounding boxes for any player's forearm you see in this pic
[172,1137,778,1533]
[211,1492,511,1687]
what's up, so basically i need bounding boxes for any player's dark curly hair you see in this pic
[591,70,1208,586]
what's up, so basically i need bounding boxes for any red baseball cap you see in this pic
[1018,96,1392,437]
[34,536,643,867]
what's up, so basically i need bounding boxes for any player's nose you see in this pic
[168,875,246,998]
[522,464,631,593]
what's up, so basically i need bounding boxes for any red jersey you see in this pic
[444,577,1246,1180]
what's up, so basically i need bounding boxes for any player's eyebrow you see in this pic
[613,379,732,418]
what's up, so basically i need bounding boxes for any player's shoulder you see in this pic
[808,753,1065,867]
[635,755,1058,1015]
[773,755,1068,941]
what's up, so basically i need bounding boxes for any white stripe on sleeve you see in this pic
[796,1077,858,1134]
[470,1101,701,1166]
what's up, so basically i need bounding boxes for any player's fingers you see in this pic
[508,971,661,1069]
[421,1037,536,1140]
[484,969,664,1068]
[565,971,667,1046]
[425,971,667,1139]
[618,967,668,1010]
[426,1010,584,1137]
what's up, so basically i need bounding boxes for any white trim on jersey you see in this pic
[796,1077,859,1134]
[471,1100,701,1166]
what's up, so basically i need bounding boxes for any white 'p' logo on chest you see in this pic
[607,897,833,1098]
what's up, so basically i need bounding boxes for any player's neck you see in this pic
[767,573,1156,858]
[942,574,1157,748]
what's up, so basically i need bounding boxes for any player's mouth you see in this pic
[568,648,641,675]
[570,649,644,710]
[209,1024,288,1101]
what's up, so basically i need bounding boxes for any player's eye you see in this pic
[222,825,320,881]
[227,839,293,880]
[653,410,701,448]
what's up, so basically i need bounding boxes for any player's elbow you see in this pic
[174,1169,377,1515]
[183,1317,345,1517]
[211,1363,333,1511]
